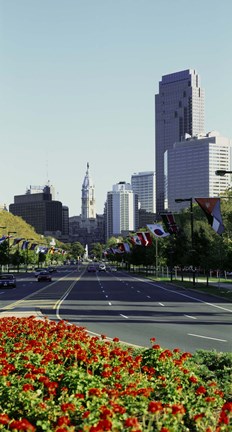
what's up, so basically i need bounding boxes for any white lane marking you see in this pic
[137,290,140,293]
[188,333,227,342]
[185,314,197,319]
[0,292,5,295]
[105,295,108,298]
[120,314,129,319]
[131,277,232,313]
[159,302,164,306]
[108,302,112,306]
[147,295,151,298]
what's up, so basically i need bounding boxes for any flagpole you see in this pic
[156,237,158,278]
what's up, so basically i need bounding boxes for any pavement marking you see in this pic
[188,333,227,342]
[137,290,140,293]
[0,292,5,295]
[159,302,164,306]
[108,302,112,306]
[147,295,151,298]
[131,276,232,313]
[120,314,129,319]
[185,314,197,319]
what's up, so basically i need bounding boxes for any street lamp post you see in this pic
[0,227,6,273]
[7,232,17,272]
[175,198,195,286]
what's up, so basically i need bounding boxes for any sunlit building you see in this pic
[155,69,205,213]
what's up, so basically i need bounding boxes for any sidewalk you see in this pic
[0,307,45,320]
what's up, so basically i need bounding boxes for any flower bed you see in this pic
[0,316,231,431]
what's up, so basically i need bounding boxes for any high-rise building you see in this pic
[131,171,156,213]
[81,163,96,221]
[165,131,232,212]
[105,181,139,240]
[155,69,205,213]
[69,163,105,250]
[9,185,68,238]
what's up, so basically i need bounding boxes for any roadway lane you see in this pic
[47,269,232,353]
[0,268,231,354]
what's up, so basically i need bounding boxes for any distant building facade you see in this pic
[165,131,232,212]
[155,69,205,214]
[105,181,139,240]
[9,185,69,240]
[68,163,105,250]
[131,171,156,213]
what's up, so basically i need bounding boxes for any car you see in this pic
[47,266,57,273]
[37,271,52,282]
[0,274,16,288]
[87,265,97,272]
[98,263,106,272]
[34,268,43,277]
[110,266,117,272]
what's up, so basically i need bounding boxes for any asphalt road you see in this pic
[0,266,231,353]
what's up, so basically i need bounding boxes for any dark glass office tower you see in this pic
[155,69,205,213]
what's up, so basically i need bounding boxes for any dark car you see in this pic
[87,265,97,272]
[0,274,16,288]
[37,271,52,282]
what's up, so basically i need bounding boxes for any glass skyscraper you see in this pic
[155,69,205,213]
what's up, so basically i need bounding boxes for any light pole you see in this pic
[0,227,6,273]
[175,198,195,286]
[7,231,17,272]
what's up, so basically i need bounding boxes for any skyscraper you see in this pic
[105,181,138,239]
[81,163,96,220]
[131,171,155,213]
[155,69,205,213]
[165,131,232,212]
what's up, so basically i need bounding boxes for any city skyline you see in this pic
[1,1,232,216]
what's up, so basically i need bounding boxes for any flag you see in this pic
[161,213,178,234]
[13,238,24,246]
[195,198,225,235]
[147,224,170,238]
[144,231,153,246]
[29,243,37,250]
[137,232,148,246]
[0,235,7,244]
[21,241,29,250]
[136,232,153,246]
[129,235,142,246]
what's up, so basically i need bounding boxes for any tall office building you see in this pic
[81,163,96,221]
[165,131,232,212]
[155,69,205,213]
[131,171,156,213]
[105,181,139,240]
[9,185,67,238]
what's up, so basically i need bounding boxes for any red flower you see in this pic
[196,386,207,395]
[0,413,10,425]
[171,404,186,415]
[148,401,163,413]
[194,413,205,421]
[61,403,76,412]
[22,383,35,392]
[222,402,232,412]
[9,418,36,431]
[124,417,140,427]
[189,376,198,383]
[152,344,160,350]
[113,337,119,342]
[56,416,71,426]
[160,428,170,432]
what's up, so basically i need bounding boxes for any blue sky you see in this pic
[1,0,232,216]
